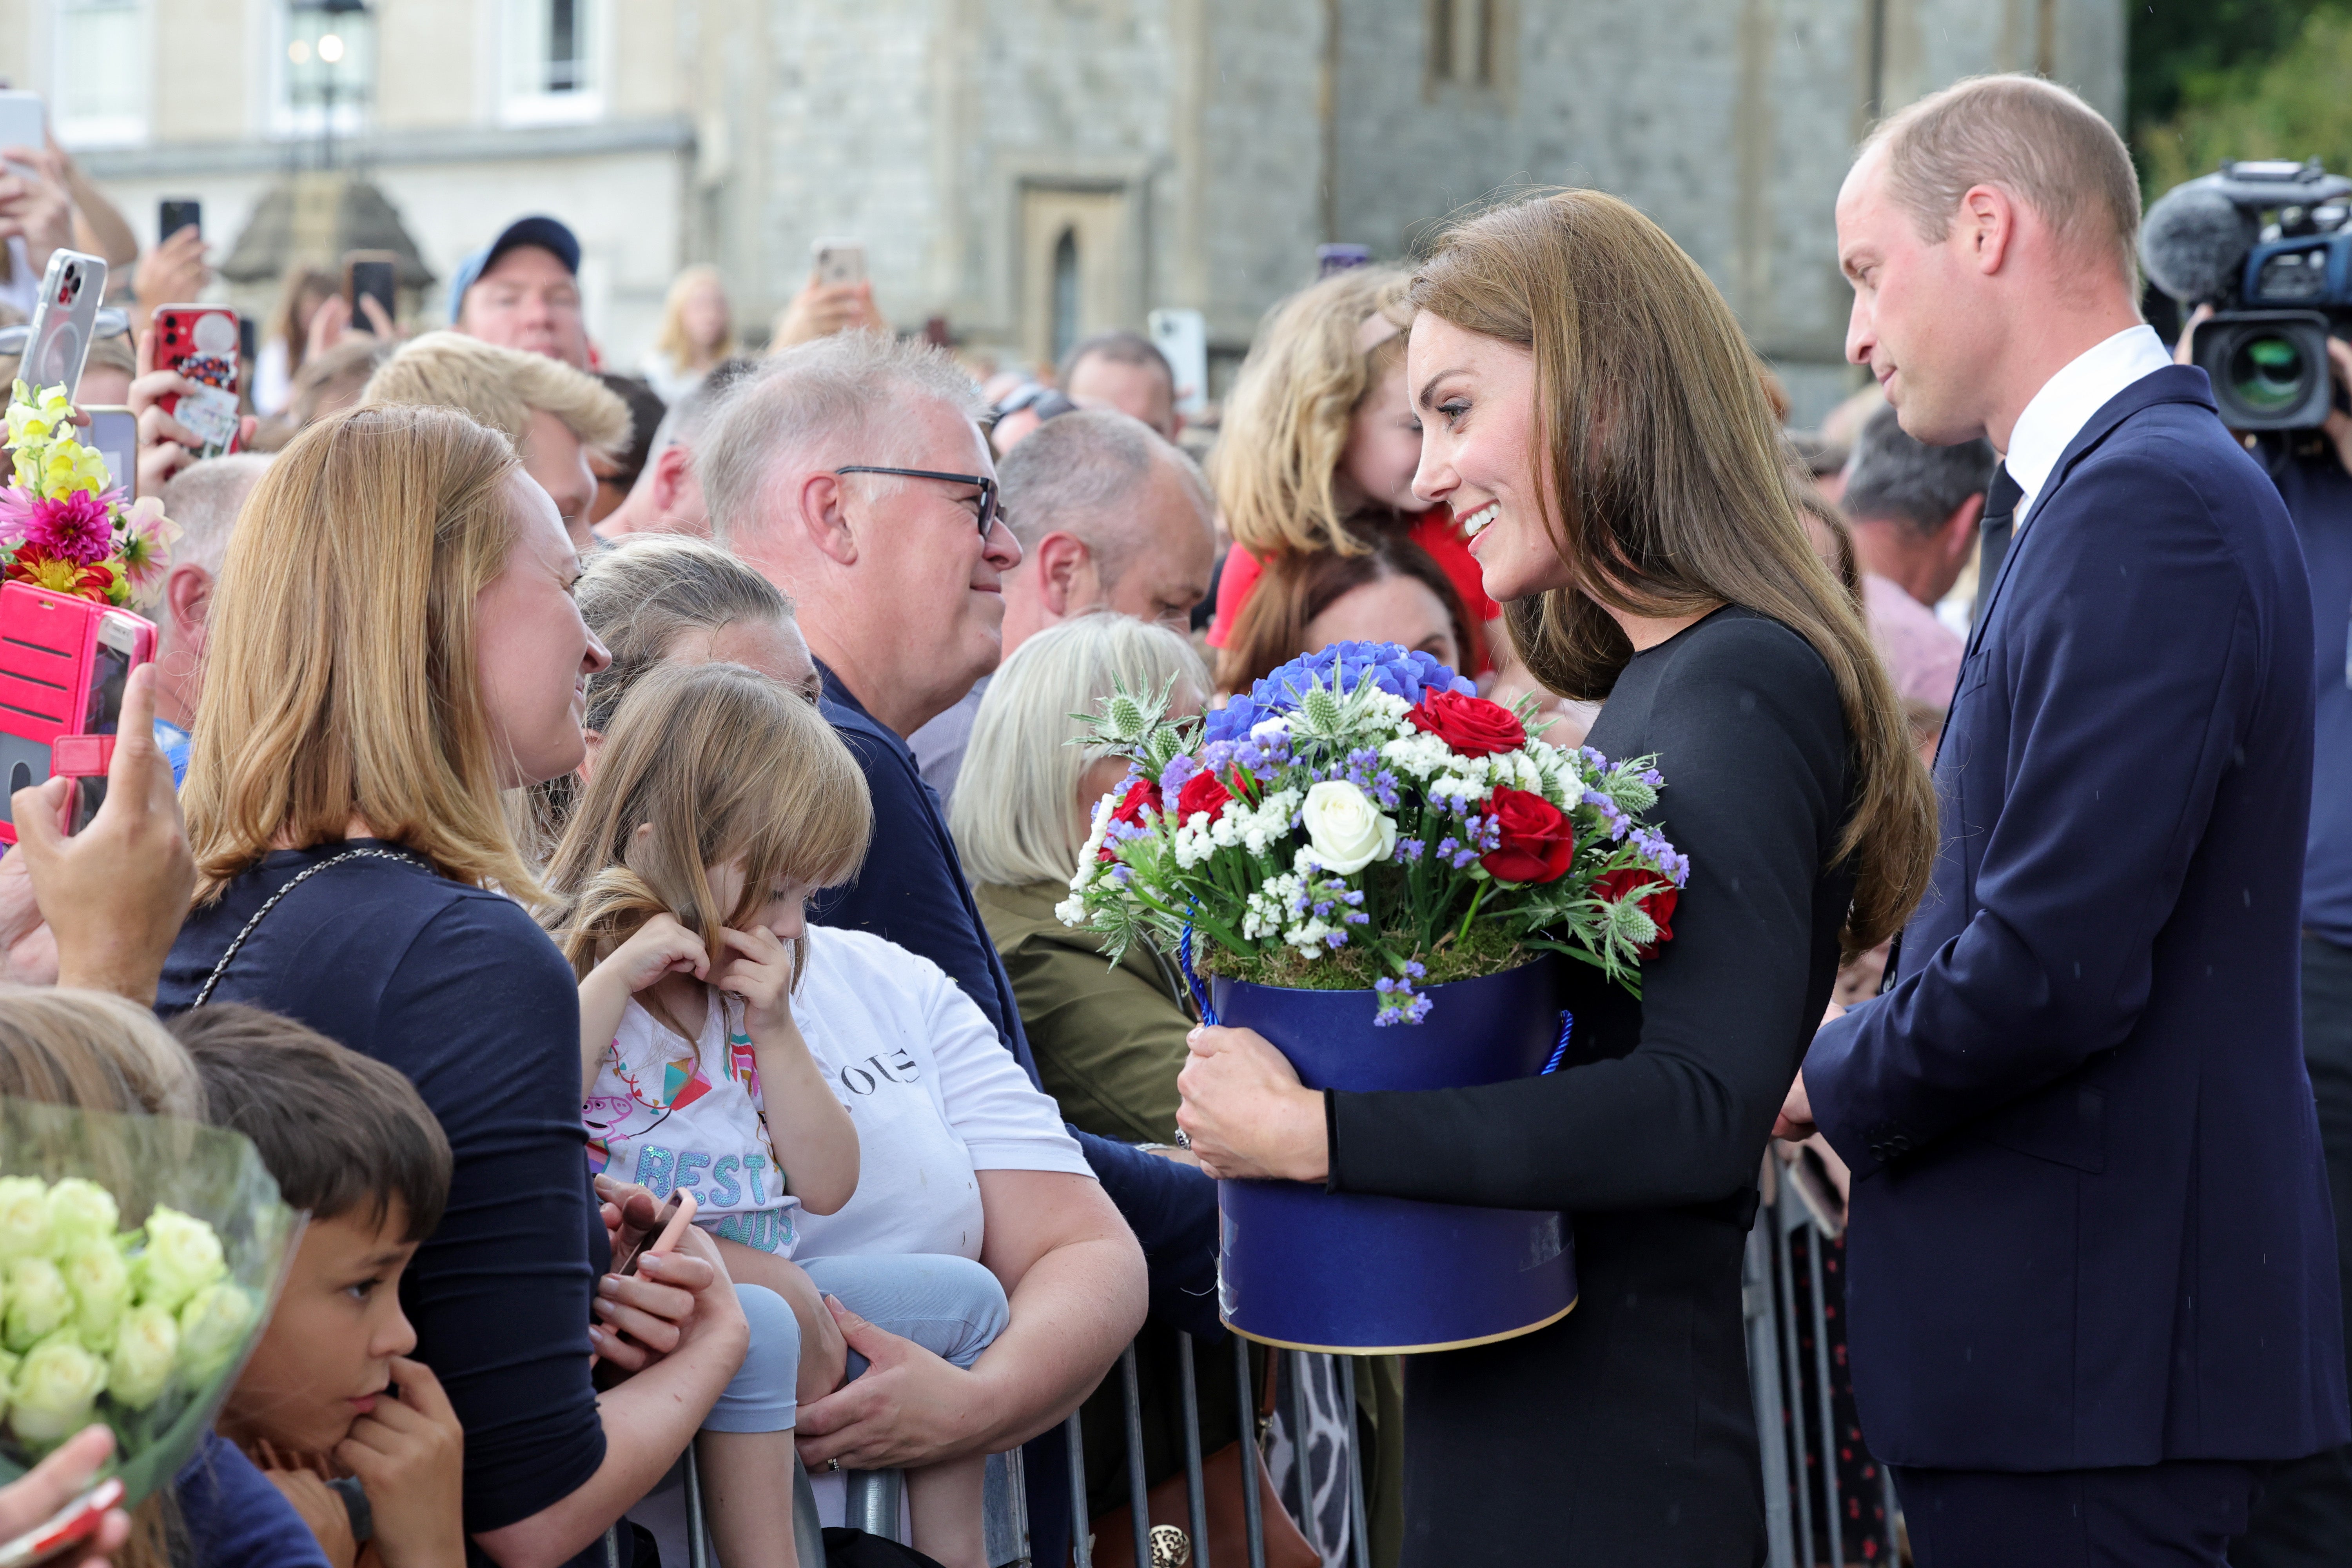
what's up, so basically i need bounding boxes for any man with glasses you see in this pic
[701,333,1219,1566]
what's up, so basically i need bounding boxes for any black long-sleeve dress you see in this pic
[1328,606,1857,1566]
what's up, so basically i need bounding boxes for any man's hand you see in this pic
[770,278,885,348]
[1773,1072,1817,1143]
[2323,337,2352,479]
[131,225,209,335]
[13,665,194,1005]
[793,1297,995,1472]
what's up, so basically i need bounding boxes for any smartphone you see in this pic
[0,89,43,178]
[82,404,134,491]
[343,249,398,333]
[0,586,154,844]
[611,1188,697,1279]
[1147,307,1209,417]
[0,1475,125,1568]
[152,304,242,458]
[811,238,866,289]
[21,249,106,400]
[158,197,201,241]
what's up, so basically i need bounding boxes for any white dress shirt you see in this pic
[2003,323,2176,530]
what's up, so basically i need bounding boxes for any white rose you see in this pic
[105,1303,177,1409]
[0,1177,51,1263]
[134,1205,226,1314]
[1299,780,1397,875]
[175,1283,256,1383]
[7,1333,106,1444]
[4,1258,73,1353]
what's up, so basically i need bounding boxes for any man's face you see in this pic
[1066,354,1178,438]
[460,245,590,368]
[834,398,1022,695]
[1838,146,1993,446]
[523,406,599,553]
[1093,460,1216,630]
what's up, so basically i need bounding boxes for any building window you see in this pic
[52,0,146,146]
[1051,229,1081,367]
[1428,0,1495,89]
[502,0,604,125]
[273,1,375,143]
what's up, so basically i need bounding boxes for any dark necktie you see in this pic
[1972,463,2024,629]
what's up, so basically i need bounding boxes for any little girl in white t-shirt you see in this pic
[543,660,1006,1568]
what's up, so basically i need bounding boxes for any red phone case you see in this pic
[0,584,155,845]
[151,304,242,454]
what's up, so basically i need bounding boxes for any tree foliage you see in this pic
[2134,3,2352,194]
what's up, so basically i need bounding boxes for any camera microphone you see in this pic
[2142,183,2261,305]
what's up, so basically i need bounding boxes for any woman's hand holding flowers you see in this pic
[1176,1026,1329,1183]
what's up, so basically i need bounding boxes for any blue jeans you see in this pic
[701,1254,1009,1434]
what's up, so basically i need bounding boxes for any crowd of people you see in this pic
[0,64,2347,1568]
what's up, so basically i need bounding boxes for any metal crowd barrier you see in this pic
[1747,1149,1903,1568]
[655,1171,1895,1568]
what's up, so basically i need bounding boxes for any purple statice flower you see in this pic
[1324,929,1348,949]
[1581,788,1632,841]
[1158,752,1201,800]
[1374,970,1435,1027]
[1395,837,1425,864]
[1435,837,1459,860]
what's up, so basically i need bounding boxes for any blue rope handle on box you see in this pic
[1542,1010,1576,1075]
[1178,915,1219,1028]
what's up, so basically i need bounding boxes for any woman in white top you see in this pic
[565,536,1147,1501]
[641,265,737,405]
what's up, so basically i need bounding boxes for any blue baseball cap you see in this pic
[447,215,582,323]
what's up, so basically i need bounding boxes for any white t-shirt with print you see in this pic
[789,924,1092,1263]
[583,989,808,1258]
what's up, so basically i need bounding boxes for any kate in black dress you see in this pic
[1173,190,1933,1566]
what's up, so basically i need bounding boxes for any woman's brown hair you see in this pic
[1214,531,1474,696]
[540,661,872,987]
[182,403,541,902]
[1409,191,1936,955]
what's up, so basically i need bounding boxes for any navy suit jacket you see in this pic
[1805,367,2348,1470]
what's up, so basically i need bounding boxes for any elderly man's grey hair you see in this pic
[158,453,274,583]
[998,409,1214,588]
[699,331,988,543]
[1840,403,1996,537]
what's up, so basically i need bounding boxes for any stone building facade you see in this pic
[0,0,2122,417]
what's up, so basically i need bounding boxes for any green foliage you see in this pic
[2136,5,2352,194]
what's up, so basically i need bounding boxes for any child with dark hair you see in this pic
[170,1003,465,1568]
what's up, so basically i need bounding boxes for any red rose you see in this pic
[1479,786,1574,883]
[1174,768,1233,824]
[1593,867,1679,956]
[1407,688,1526,757]
[1097,778,1161,862]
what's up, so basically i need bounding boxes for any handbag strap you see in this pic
[192,846,427,1007]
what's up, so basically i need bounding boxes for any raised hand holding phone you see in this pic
[11,664,194,1005]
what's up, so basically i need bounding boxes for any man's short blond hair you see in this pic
[1866,74,2141,286]
[362,330,629,456]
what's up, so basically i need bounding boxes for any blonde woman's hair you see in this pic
[541,661,872,986]
[183,403,545,902]
[0,984,202,1568]
[1409,191,1936,958]
[365,330,630,456]
[950,613,1208,889]
[0,985,202,1119]
[1211,267,1414,558]
[654,264,737,368]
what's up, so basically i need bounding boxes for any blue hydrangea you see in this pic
[1248,640,1475,716]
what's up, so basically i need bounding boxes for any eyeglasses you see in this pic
[835,466,1000,536]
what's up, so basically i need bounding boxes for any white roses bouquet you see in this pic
[1060,642,1688,1024]
[0,1098,298,1505]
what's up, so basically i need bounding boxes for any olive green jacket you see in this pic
[973,878,1197,1145]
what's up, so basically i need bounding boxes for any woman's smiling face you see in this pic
[1407,313,1575,605]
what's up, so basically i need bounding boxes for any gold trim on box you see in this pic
[1220,1294,1577,1356]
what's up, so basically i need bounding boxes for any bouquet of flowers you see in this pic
[1059,641,1689,1024]
[0,1097,299,1506]
[0,381,178,609]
